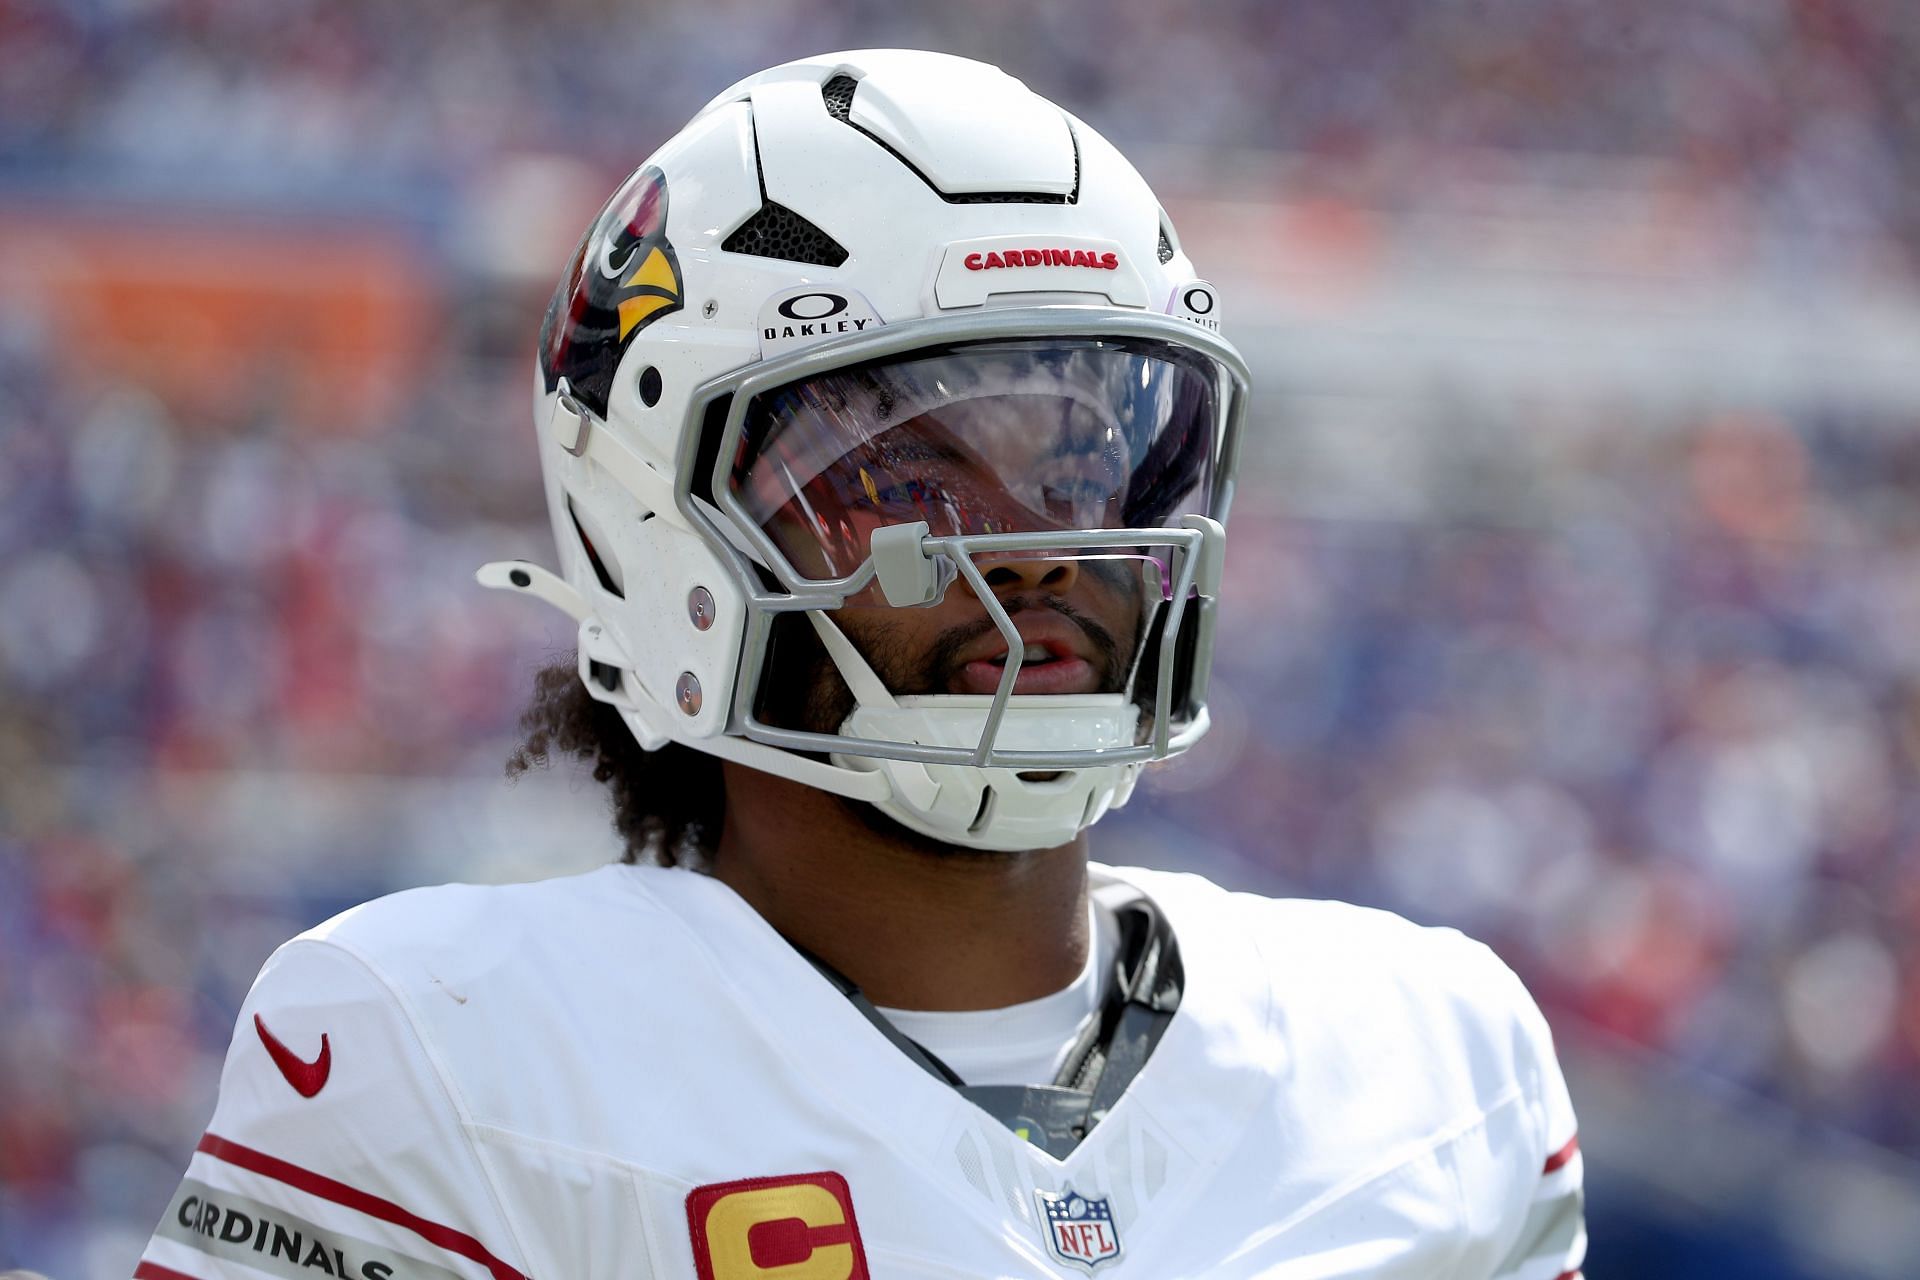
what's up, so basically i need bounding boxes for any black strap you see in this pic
[788,940,969,1087]
[786,894,1183,1158]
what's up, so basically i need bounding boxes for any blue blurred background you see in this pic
[4,2,1920,1276]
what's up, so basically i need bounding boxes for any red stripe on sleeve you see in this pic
[135,1262,204,1280]
[195,1132,528,1280]
[1543,1134,1580,1175]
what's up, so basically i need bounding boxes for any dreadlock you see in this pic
[505,657,724,865]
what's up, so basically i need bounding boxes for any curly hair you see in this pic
[505,658,724,865]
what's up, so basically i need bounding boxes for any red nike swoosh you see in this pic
[254,1013,332,1098]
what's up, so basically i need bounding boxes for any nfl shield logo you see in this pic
[1035,1187,1123,1271]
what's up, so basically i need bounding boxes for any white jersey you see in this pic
[137,862,1584,1280]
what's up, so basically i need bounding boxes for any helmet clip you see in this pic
[870,521,943,608]
[551,378,591,457]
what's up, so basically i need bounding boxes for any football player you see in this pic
[138,51,1585,1280]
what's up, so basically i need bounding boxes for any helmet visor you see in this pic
[728,337,1224,584]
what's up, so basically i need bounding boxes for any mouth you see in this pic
[950,627,1100,696]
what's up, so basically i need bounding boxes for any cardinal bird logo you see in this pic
[539,164,684,419]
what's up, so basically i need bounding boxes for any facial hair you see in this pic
[801,592,1129,737]
[787,562,1146,860]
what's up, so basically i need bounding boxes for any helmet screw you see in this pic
[687,586,716,631]
[675,672,703,716]
[702,300,718,319]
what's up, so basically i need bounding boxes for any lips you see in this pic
[950,613,1101,695]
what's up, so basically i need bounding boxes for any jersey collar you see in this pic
[624,860,1277,1181]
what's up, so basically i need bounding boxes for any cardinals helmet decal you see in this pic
[539,165,684,419]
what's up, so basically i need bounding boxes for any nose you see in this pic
[968,551,1080,597]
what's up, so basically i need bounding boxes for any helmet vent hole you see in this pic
[721,202,850,267]
[567,498,625,599]
[822,74,858,122]
[637,365,663,407]
[968,786,998,837]
[1157,224,1175,264]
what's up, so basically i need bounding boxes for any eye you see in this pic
[1034,442,1127,511]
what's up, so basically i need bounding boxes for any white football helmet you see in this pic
[481,50,1249,851]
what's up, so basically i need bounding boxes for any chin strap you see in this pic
[805,609,900,710]
[786,891,1183,1159]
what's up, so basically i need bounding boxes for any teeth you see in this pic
[988,644,1055,667]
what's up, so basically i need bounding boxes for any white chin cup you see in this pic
[832,697,1143,851]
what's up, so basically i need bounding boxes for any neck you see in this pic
[710,762,1091,1011]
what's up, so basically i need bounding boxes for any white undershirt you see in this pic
[875,901,1119,1087]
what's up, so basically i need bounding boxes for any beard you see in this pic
[758,566,1143,860]
[806,595,1129,861]
[799,590,1133,736]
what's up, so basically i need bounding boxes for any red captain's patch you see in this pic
[686,1172,870,1280]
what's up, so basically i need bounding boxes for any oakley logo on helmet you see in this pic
[776,293,849,321]
[758,287,885,358]
[538,165,685,419]
[1168,280,1222,333]
[935,235,1146,309]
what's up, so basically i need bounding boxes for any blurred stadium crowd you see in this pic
[2,0,1916,233]
[4,1,1920,1277]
